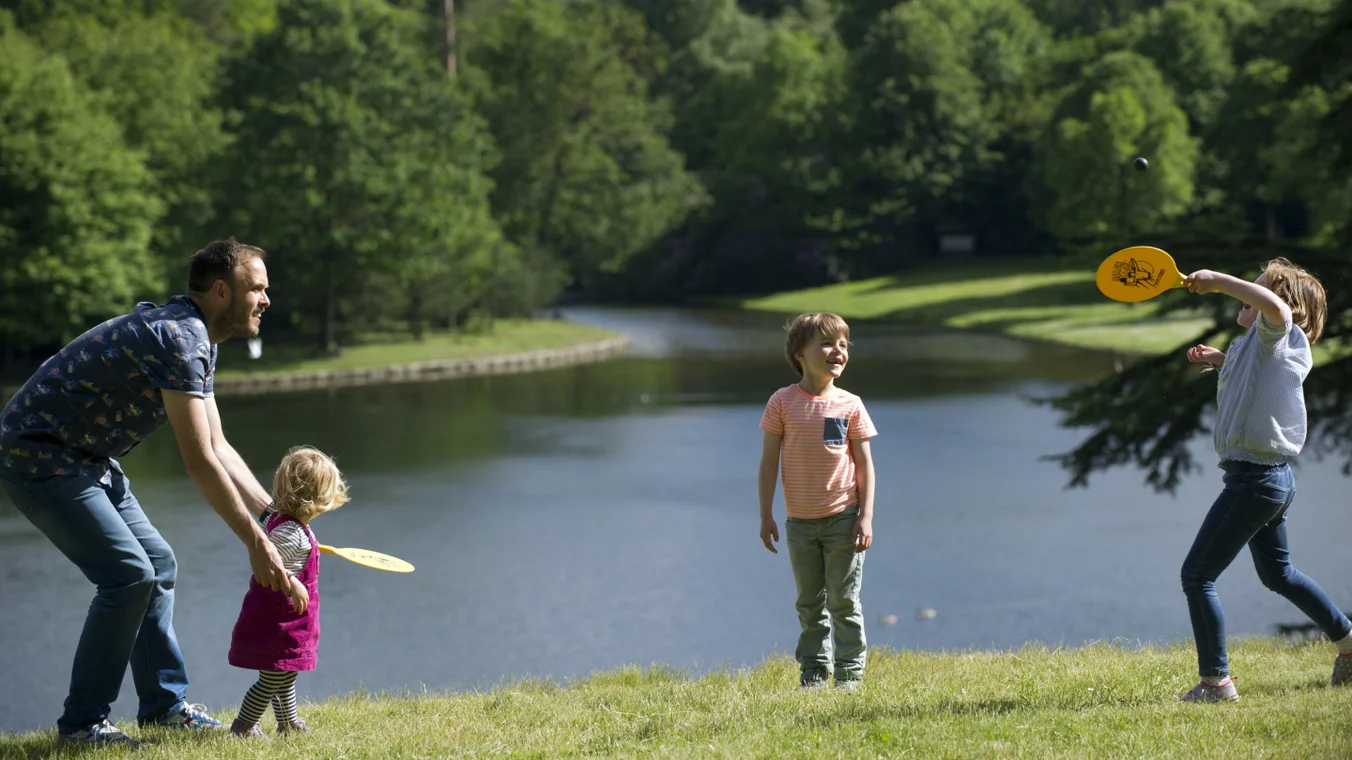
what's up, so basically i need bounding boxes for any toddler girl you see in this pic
[228,445,349,735]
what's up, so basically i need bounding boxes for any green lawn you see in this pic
[2,640,1347,759]
[0,320,624,394]
[212,319,623,379]
[740,258,1215,356]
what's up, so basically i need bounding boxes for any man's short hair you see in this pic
[187,238,267,293]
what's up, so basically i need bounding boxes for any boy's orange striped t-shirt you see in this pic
[759,384,877,519]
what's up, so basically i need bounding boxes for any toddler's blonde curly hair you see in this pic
[272,446,349,521]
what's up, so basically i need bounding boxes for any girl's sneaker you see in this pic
[1333,654,1352,687]
[57,720,140,747]
[1180,678,1239,703]
[277,717,310,734]
[230,718,267,738]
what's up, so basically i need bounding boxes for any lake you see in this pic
[1,306,1348,733]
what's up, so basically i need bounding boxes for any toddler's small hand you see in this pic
[288,579,309,614]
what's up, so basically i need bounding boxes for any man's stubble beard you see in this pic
[213,298,259,340]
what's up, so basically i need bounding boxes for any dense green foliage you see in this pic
[1,0,1349,361]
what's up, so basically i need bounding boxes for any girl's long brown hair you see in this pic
[1263,257,1327,344]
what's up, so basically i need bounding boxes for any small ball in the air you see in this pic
[1133,157,1149,171]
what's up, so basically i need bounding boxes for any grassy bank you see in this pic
[3,640,1348,759]
[1,320,622,391]
[740,258,1213,356]
[213,319,622,379]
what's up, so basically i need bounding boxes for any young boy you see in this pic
[758,312,878,691]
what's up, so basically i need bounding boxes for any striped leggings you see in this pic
[236,670,300,726]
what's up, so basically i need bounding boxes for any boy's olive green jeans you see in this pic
[786,505,866,683]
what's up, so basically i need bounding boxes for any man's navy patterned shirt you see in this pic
[1,296,217,479]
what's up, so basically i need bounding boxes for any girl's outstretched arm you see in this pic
[1185,269,1291,327]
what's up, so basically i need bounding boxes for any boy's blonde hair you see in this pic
[784,312,851,376]
[272,445,349,521]
[1263,257,1326,344]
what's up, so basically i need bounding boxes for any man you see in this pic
[0,238,289,747]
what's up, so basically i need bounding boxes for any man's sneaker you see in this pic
[140,702,225,729]
[1333,653,1352,687]
[57,720,141,747]
[834,679,862,693]
[230,718,266,739]
[800,671,828,690]
[1180,677,1240,703]
[276,717,310,735]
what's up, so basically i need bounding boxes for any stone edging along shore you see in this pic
[0,336,631,403]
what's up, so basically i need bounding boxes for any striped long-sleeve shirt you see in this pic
[760,384,877,519]
[1213,311,1312,465]
[268,520,313,574]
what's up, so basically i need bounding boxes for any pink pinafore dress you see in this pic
[228,513,321,671]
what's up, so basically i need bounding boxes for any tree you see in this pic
[1029,51,1197,247]
[465,0,700,288]
[0,16,162,362]
[1288,0,1352,173]
[0,0,179,27]
[831,0,902,48]
[836,0,1052,264]
[221,0,503,352]
[1125,0,1255,130]
[1183,0,1339,242]
[32,10,231,283]
[1023,0,1165,35]
[178,0,282,44]
[620,0,777,169]
[837,0,992,257]
[387,90,509,337]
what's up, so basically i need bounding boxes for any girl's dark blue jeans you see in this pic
[1181,460,1351,677]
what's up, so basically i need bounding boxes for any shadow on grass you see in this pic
[853,258,1071,293]
[861,697,1030,720]
[867,279,1129,327]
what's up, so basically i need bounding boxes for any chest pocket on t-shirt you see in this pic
[823,417,848,446]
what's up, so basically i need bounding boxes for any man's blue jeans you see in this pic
[0,465,188,731]
[1181,460,1352,677]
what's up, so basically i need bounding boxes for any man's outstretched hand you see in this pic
[249,540,288,591]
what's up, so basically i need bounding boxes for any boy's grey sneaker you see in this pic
[140,702,225,728]
[834,679,862,693]
[57,720,141,747]
[800,672,828,690]
[1333,654,1352,686]
[1180,678,1240,703]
